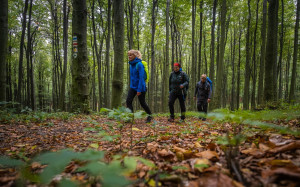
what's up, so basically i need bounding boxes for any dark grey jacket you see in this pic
[169,71,189,95]
[194,81,211,101]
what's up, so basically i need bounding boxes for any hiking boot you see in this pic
[168,117,175,122]
[180,116,185,120]
[145,116,153,123]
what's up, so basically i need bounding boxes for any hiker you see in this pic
[126,49,152,123]
[168,63,189,122]
[194,74,212,121]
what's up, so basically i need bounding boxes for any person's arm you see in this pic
[181,73,189,88]
[194,83,198,97]
[207,83,212,103]
[137,62,145,94]
[169,73,172,92]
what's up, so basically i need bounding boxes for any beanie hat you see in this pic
[174,63,180,67]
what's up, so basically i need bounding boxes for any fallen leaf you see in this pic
[268,140,300,154]
[195,150,219,161]
[269,134,294,146]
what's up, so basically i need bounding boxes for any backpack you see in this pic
[136,61,149,83]
[206,77,213,91]
[180,71,189,91]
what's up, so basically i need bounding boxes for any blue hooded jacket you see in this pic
[129,57,147,92]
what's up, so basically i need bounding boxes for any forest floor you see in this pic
[0,109,300,187]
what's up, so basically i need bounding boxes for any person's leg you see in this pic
[126,88,136,112]
[197,100,203,119]
[202,101,208,121]
[168,93,176,120]
[138,91,152,115]
[178,94,186,120]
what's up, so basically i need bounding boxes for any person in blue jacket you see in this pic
[126,49,152,123]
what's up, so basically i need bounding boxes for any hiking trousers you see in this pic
[169,92,186,119]
[197,100,208,114]
[126,88,152,115]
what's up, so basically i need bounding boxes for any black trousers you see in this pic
[197,100,208,114]
[169,92,186,118]
[126,88,152,115]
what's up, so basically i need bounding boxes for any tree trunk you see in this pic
[17,0,29,108]
[237,26,242,110]
[278,0,284,100]
[198,0,203,80]
[264,0,279,102]
[71,0,90,113]
[243,0,251,110]
[59,0,69,111]
[251,0,259,109]
[209,0,217,85]
[257,0,267,105]
[150,0,158,110]
[0,0,8,102]
[289,0,299,103]
[111,0,125,108]
[285,41,291,101]
[213,0,226,109]
[191,0,197,110]
[105,0,111,109]
[164,0,170,112]
[230,27,236,111]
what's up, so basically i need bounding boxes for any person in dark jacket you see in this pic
[168,63,189,122]
[194,74,211,121]
[126,49,152,123]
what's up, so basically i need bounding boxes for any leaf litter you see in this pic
[0,114,299,186]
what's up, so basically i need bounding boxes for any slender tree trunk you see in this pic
[237,27,242,110]
[105,0,111,109]
[59,0,69,111]
[17,0,29,108]
[164,0,170,112]
[150,0,158,110]
[214,0,226,109]
[129,0,134,49]
[285,41,291,101]
[278,0,284,100]
[71,0,90,113]
[198,0,203,80]
[257,0,267,105]
[111,0,125,108]
[251,0,259,109]
[0,0,8,102]
[243,0,251,110]
[264,0,279,102]
[209,0,217,85]
[191,0,197,110]
[289,0,299,103]
[230,27,236,111]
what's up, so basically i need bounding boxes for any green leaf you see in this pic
[34,150,78,184]
[76,149,104,162]
[123,157,137,174]
[59,179,78,187]
[0,156,25,168]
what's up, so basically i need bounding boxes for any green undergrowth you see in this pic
[0,149,155,186]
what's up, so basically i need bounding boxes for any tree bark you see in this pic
[251,0,259,109]
[243,0,251,110]
[213,0,226,109]
[0,0,8,102]
[105,0,111,109]
[198,0,203,80]
[164,0,170,112]
[17,0,29,108]
[278,0,284,100]
[150,0,158,110]
[209,0,217,85]
[264,0,279,102]
[71,0,90,113]
[191,0,197,110]
[59,0,69,111]
[111,0,125,108]
[257,0,267,105]
[289,0,299,103]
